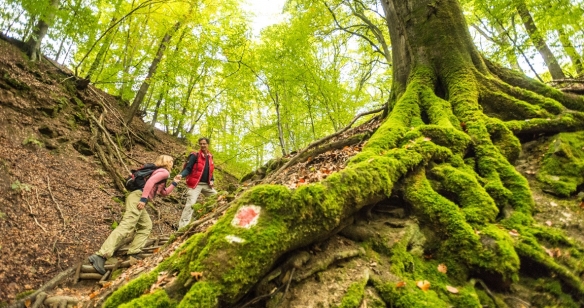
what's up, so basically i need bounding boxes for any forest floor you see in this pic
[1,36,584,308]
[0,38,237,304]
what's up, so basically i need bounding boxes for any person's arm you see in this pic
[179,154,197,178]
[158,174,181,197]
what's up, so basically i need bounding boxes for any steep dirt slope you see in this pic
[0,38,234,304]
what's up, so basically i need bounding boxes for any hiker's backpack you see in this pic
[182,152,199,172]
[125,163,160,191]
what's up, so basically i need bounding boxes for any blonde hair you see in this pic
[154,155,174,171]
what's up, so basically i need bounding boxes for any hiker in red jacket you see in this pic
[88,155,181,275]
[176,137,217,229]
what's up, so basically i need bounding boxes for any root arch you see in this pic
[102,61,584,307]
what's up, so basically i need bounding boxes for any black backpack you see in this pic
[125,163,161,191]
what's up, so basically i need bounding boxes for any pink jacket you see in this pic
[140,168,176,202]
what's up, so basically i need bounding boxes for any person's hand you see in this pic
[174,174,182,182]
[209,180,214,188]
[137,202,145,210]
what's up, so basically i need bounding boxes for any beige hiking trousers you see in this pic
[97,190,152,257]
[178,183,217,229]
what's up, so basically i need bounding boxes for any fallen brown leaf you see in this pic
[437,263,447,274]
[396,281,406,288]
[416,280,430,291]
[446,285,459,294]
[190,271,203,281]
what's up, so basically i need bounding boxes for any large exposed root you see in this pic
[100,62,584,307]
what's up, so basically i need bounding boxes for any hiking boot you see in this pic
[88,254,106,275]
[127,253,144,260]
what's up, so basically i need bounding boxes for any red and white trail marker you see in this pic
[232,205,261,228]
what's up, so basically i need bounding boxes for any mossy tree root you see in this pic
[471,68,584,138]
[103,63,584,307]
[338,269,370,308]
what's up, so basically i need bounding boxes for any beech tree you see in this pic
[515,0,565,80]
[101,0,584,306]
[23,0,59,61]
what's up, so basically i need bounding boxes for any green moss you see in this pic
[430,164,498,224]
[404,171,519,282]
[447,284,482,308]
[15,290,35,300]
[3,72,30,91]
[481,87,552,120]
[72,96,85,108]
[537,132,584,196]
[118,289,175,308]
[338,274,369,308]
[485,118,521,163]
[515,241,584,298]
[103,271,159,308]
[372,277,455,308]
[474,288,503,307]
[179,282,222,308]
[190,192,227,221]
[518,278,580,308]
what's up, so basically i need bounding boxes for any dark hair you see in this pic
[198,137,210,144]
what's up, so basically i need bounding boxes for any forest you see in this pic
[1,0,583,175]
[1,0,584,307]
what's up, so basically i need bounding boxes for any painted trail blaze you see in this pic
[232,205,261,228]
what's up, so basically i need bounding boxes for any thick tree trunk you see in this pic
[85,17,118,81]
[275,97,287,156]
[105,0,584,306]
[149,91,165,131]
[126,21,181,123]
[557,28,584,77]
[24,0,59,61]
[516,1,565,80]
[54,0,82,61]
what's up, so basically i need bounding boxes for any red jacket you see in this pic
[185,151,214,188]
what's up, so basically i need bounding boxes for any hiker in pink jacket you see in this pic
[89,155,181,275]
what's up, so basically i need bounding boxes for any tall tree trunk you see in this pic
[105,0,584,306]
[516,1,565,80]
[85,17,118,80]
[85,0,124,80]
[126,21,182,123]
[274,94,287,156]
[54,0,82,61]
[173,71,199,136]
[24,0,60,61]
[150,90,165,131]
[557,28,584,77]
[54,36,66,61]
[119,0,141,100]
[61,39,74,65]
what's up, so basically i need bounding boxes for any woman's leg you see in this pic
[96,190,142,257]
[127,205,152,254]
